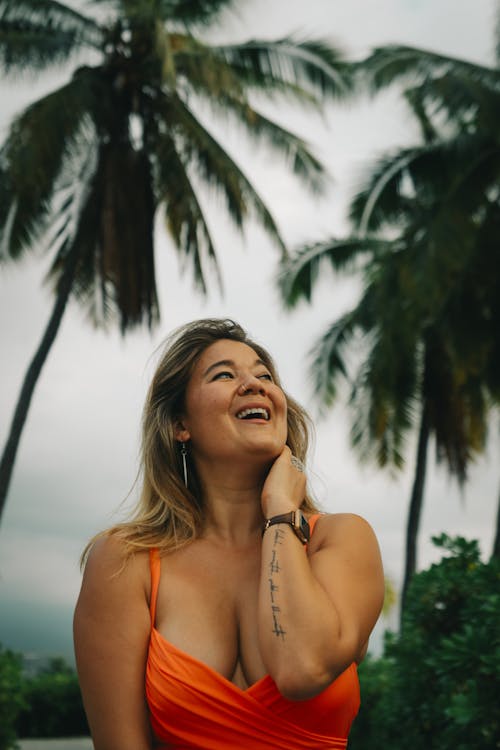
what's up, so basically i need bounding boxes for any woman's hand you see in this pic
[261,445,307,518]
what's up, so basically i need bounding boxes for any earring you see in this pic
[180,442,188,488]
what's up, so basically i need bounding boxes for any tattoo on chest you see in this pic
[268,527,286,639]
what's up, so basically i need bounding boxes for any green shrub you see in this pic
[0,644,25,750]
[16,657,88,738]
[349,535,500,750]
[348,654,392,750]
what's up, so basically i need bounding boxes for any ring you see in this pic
[290,455,305,472]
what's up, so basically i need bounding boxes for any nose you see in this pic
[238,375,266,395]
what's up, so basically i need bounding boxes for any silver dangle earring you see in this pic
[180,442,188,488]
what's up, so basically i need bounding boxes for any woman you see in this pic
[74,318,384,750]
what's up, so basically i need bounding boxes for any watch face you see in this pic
[297,511,310,543]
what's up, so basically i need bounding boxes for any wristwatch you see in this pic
[262,509,310,544]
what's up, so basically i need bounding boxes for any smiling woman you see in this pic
[176,339,289,473]
[73,318,384,750]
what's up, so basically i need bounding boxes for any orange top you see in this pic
[145,515,360,749]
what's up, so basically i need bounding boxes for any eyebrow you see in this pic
[203,358,267,378]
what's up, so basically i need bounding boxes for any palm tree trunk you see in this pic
[491,479,500,561]
[0,247,79,525]
[400,401,430,625]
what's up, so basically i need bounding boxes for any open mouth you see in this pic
[236,407,270,421]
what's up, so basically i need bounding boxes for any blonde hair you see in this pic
[83,318,318,561]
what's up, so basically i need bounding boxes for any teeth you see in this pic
[236,407,269,420]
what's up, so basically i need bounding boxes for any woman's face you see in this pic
[177,339,288,467]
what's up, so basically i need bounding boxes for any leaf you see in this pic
[163,93,286,253]
[0,65,100,259]
[214,37,353,101]
[155,130,220,294]
[278,236,389,308]
[0,0,102,75]
[359,44,500,96]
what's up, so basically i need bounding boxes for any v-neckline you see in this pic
[151,626,273,694]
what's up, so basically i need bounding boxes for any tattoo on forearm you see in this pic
[268,527,286,639]
[269,549,281,574]
[268,578,278,603]
[272,606,286,639]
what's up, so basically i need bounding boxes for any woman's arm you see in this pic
[258,447,384,700]
[73,536,153,750]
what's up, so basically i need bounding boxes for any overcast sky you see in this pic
[0,0,498,663]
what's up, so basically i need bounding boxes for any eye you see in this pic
[258,372,273,382]
[212,370,234,381]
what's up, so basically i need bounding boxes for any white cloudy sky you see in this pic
[0,0,498,662]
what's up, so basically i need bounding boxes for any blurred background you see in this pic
[0,0,499,747]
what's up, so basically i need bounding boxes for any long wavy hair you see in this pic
[83,318,318,561]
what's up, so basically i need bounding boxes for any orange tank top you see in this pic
[145,514,360,749]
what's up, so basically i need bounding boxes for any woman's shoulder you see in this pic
[83,531,151,588]
[310,511,375,531]
[309,512,379,553]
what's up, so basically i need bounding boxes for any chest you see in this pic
[153,540,264,687]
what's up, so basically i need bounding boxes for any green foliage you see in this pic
[349,535,500,750]
[15,657,88,738]
[347,655,392,750]
[0,644,25,750]
[0,0,352,332]
[0,0,353,522]
[279,29,500,600]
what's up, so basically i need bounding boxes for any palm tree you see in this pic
[279,207,490,613]
[279,23,500,607]
[355,35,500,561]
[0,0,352,522]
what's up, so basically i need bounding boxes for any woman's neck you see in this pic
[200,480,265,545]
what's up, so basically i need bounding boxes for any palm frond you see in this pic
[348,136,491,233]
[155,131,220,294]
[0,0,100,30]
[166,38,326,192]
[100,0,235,28]
[0,0,102,74]
[309,310,362,410]
[278,236,390,308]
[175,35,326,106]
[349,148,420,233]
[0,66,100,260]
[422,334,486,483]
[99,143,158,331]
[0,155,13,252]
[168,32,246,97]
[359,44,500,95]
[163,94,286,253]
[112,0,236,26]
[212,97,326,193]
[444,137,500,212]
[403,87,439,143]
[214,37,352,100]
[160,0,236,25]
[349,360,393,467]
[49,140,159,332]
[405,71,500,132]
[350,375,408,470]
[349,321,419,469]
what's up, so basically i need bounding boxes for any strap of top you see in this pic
[308,512,323,537]
[148,513,325,626]
[149,548,160,628]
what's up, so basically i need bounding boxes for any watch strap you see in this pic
[262,510,310,544]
